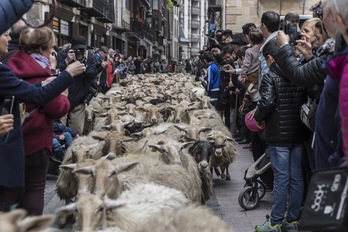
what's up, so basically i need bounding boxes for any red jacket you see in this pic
[7,51,70,155]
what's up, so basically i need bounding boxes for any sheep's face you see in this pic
[77,195,105,232]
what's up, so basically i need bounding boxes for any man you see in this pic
[259,11,280,80]
[254,39,307,232]
[241,23,257,47]
[221,29,233,45]
[95,46,109,94]
[201,51,220,109]
[57,35,97,135]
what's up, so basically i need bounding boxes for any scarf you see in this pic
[30,53,50,68]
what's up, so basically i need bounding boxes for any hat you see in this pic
[245,115,263,132]
[100,46,108,53]
[71,36,87,50]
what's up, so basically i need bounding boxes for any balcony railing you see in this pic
[79,0,114,23]
[143,22,153,41]
[60,0,86,8]
[130,19,143,37]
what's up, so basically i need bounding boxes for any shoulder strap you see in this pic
[1,50,19,64]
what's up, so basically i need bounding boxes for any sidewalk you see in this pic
[208,143,273,232]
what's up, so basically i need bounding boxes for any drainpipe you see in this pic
[279,0,283,16]
[222,0,226,30]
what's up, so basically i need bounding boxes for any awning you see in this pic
[179,26,190,43]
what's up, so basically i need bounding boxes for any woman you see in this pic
[0,29,85,214]
[3,26,70,215]
[326,0,348,162]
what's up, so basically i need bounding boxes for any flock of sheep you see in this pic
[1,73,237,232]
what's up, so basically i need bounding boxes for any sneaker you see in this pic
[282,220,299,232]
[255,215,282,232]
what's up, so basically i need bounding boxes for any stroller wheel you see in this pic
[257,180,266,200]
[238,186,259,210]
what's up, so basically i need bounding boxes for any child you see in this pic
[254,39,307,232]
[52,119,78,162]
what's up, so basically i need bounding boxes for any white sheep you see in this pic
[135,204,232,232]
[56,183,190,232]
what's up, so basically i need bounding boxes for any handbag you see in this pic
[300,167,348,231]
[300,96,317,131]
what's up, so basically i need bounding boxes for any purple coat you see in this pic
[326,47,348,162]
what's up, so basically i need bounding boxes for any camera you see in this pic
[284,24,301,45]
[83,87,98,105]
[74,49,86,62]
[219,66,227,72]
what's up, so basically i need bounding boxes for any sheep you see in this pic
[174,124,212,141]
[188,140,214,202]
[56,183,190,232]
[56,136,107,204]
[0,209,57,232]
[206,131,237,181]
[135,204,232,232]
[73,154,203,203]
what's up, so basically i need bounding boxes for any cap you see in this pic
[100,46,108,53]
[71,35,87,50]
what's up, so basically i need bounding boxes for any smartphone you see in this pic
[284,23,301,45]
[2,96,15,115]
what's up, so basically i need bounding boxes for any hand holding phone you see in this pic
[0,114,14,137]
[2,96,15,115]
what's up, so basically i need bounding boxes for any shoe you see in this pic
[242,143,252,149]
[238,139,251,145]
[282,220,299,232]
[235,137,244,142]
[255,215,281,232]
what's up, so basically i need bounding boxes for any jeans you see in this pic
[52,132,73,161]
[268,144,304,224]
[208,91,220,110]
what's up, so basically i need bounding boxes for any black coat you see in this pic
[254,63,307,146]
[57,48,97,108]
[275,43,333,88]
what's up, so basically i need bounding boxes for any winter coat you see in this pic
[7,51,70,156]
[326,47,348,163]
[57,48,97,108]
[0,62,74,188]
[275,39,334,88]
[254,63,307,146]
[0,0,33,35]
[53,120,78,139]
[205,62,220,92]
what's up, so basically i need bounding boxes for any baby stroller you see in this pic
[238,153,271,210]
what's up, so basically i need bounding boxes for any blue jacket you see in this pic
[53,120,78,138]
[206,62,220,92]
[0,63,74,187]
[0,0,34,35]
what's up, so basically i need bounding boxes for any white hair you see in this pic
[329,0,348,28]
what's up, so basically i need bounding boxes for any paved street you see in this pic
[44,142,273,232]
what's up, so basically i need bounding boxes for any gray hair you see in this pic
[328,0,348,29]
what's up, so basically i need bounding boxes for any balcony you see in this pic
[129,19,143,38]
[191,20,200,29]
[79,0,114,22]
[192,6,200,15]
[112,19,130,34]
[143,22,153,41]
[191,34,201,42]
[60,0,86,8]
[208,0,222,10]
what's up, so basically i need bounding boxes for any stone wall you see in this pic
[225,0,319,33]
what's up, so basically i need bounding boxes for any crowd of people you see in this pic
[0,0,348,231]
[190,1,347,231]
